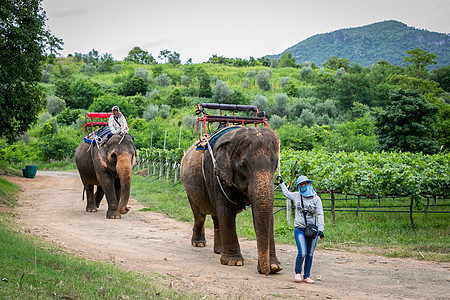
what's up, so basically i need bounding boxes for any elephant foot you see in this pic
[220,254,244,266]
[86,207,97,212]
[191,237,206,247]
[106,210,121,219]
[214,246,223,254]
[257,258,283,274]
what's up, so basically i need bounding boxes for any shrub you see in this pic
[56,108,82,126]
[154,73,172,87]
[135,68,152,83]
[183,115,197,130]
[299,109,315,127]
[67,78,103,109]
[41,70,51,83]
[166,88,185,108]
[46,95,66,116]
[252,94,269,114]
[314,99,337,118]
[270,93,290,118]
[269,115,285,129]
[159,105,171,119]
[89,95,137,117]
[143,104,158,121]
[280,77,290,89]
[212,80,233,104]
[256,70,272,91]
[118,75,148,96]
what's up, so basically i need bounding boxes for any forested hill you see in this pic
[268,20,450,68]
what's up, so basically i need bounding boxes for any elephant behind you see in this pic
[75,134,136,219]
[181,126,282,275]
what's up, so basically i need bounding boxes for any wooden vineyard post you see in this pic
[330,191,336,227]
[356,195,360,217]
[166,161,170,181]
[409,197,415,229]
[159,161,163,180]
[286,198,291,225]
[173,164,178,184]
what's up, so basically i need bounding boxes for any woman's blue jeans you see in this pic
[294,227,318,278]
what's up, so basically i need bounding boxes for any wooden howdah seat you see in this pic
[195,103,268,142]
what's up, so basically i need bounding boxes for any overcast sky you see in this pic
[42,0,450,63]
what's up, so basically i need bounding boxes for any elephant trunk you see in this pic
[249,170,274,276]
[116,153,132,214]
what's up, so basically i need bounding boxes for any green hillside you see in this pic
[268,20,450,68]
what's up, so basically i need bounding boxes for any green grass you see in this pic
[0,177,206,299]
[132,175,450,262]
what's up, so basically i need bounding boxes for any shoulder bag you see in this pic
[301,195,318,239]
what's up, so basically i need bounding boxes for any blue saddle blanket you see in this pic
[196,125,240,150]
[83,126,111,145]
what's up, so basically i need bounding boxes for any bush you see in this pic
[37,125,81,161]
[280,77,290,89]
[143,104,158,121]
[47,95,66,116]
[56,108,82,126]
[270,93,290,118]
[256,70,272,91]
[183,115,197,130]
[277,123,317,150]
[165,88,185,108]
[135,68,152,83]
[154,73,172,87]
[212,80,233,104]
[269,115,285,129]
[299,109,315,127]
[118,75,148,96]
[252,94,269,114]
[314,99,337,118]
[41,70,51,83]
[89,95,137,117]
[159,105,171,119]
[67,78,103,109]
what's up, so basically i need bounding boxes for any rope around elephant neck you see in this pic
[203,141,238,206]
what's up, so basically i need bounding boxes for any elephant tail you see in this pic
[82,187,85,201]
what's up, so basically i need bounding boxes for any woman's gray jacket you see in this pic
[280,182,324,232]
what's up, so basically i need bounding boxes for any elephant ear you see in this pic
[213,137,234,187]
[97,145,108,169]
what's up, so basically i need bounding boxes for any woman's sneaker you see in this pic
[303,277,315,284]
[294,274,302,282]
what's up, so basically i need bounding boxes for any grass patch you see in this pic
[0,177,206,299]
[132,175,450,262]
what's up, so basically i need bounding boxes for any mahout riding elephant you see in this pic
[75,134,136,219]
[181,126,282,275]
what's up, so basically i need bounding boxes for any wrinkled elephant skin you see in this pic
[75,134,136,219]
[181,127,282,275]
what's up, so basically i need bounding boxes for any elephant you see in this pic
[75,134,136,219]
[180,126,282,275]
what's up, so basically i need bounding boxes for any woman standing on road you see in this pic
[278,175,324,284]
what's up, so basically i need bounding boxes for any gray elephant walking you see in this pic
[181,126,282,275]
[75,134,136,219]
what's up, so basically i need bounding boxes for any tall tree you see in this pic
[124,46,155,64]
[0,0,62,142]
[375,89,439,154]
[404,48,437,78]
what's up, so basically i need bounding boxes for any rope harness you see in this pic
[199,127,242,206]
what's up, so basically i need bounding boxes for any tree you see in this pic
[124,46,155,64]
[270,94,290,118]
[0,0,62,142]
[278,53,297,68]
[375,89,439,154]
[168,51,181,65]
[404,48,437,78]
[158,49,171,63]
[198,74,212,98]
[323,56,351,71]
[67,78,103,109]
[430,65,450,92]
[118,75,148,96]
[166,88,185,108]
[154,73,172,87]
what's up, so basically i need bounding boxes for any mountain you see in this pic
[267,20,450,69]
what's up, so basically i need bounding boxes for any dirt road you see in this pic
[3,171,449,299]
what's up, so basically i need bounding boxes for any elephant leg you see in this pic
[101,175,121,219]
[212,215,223,254]
[95,186,104,208]
[218,207,244,266]
[188,196,206,247]
[85,184,97,212]
[257,213,282,274]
